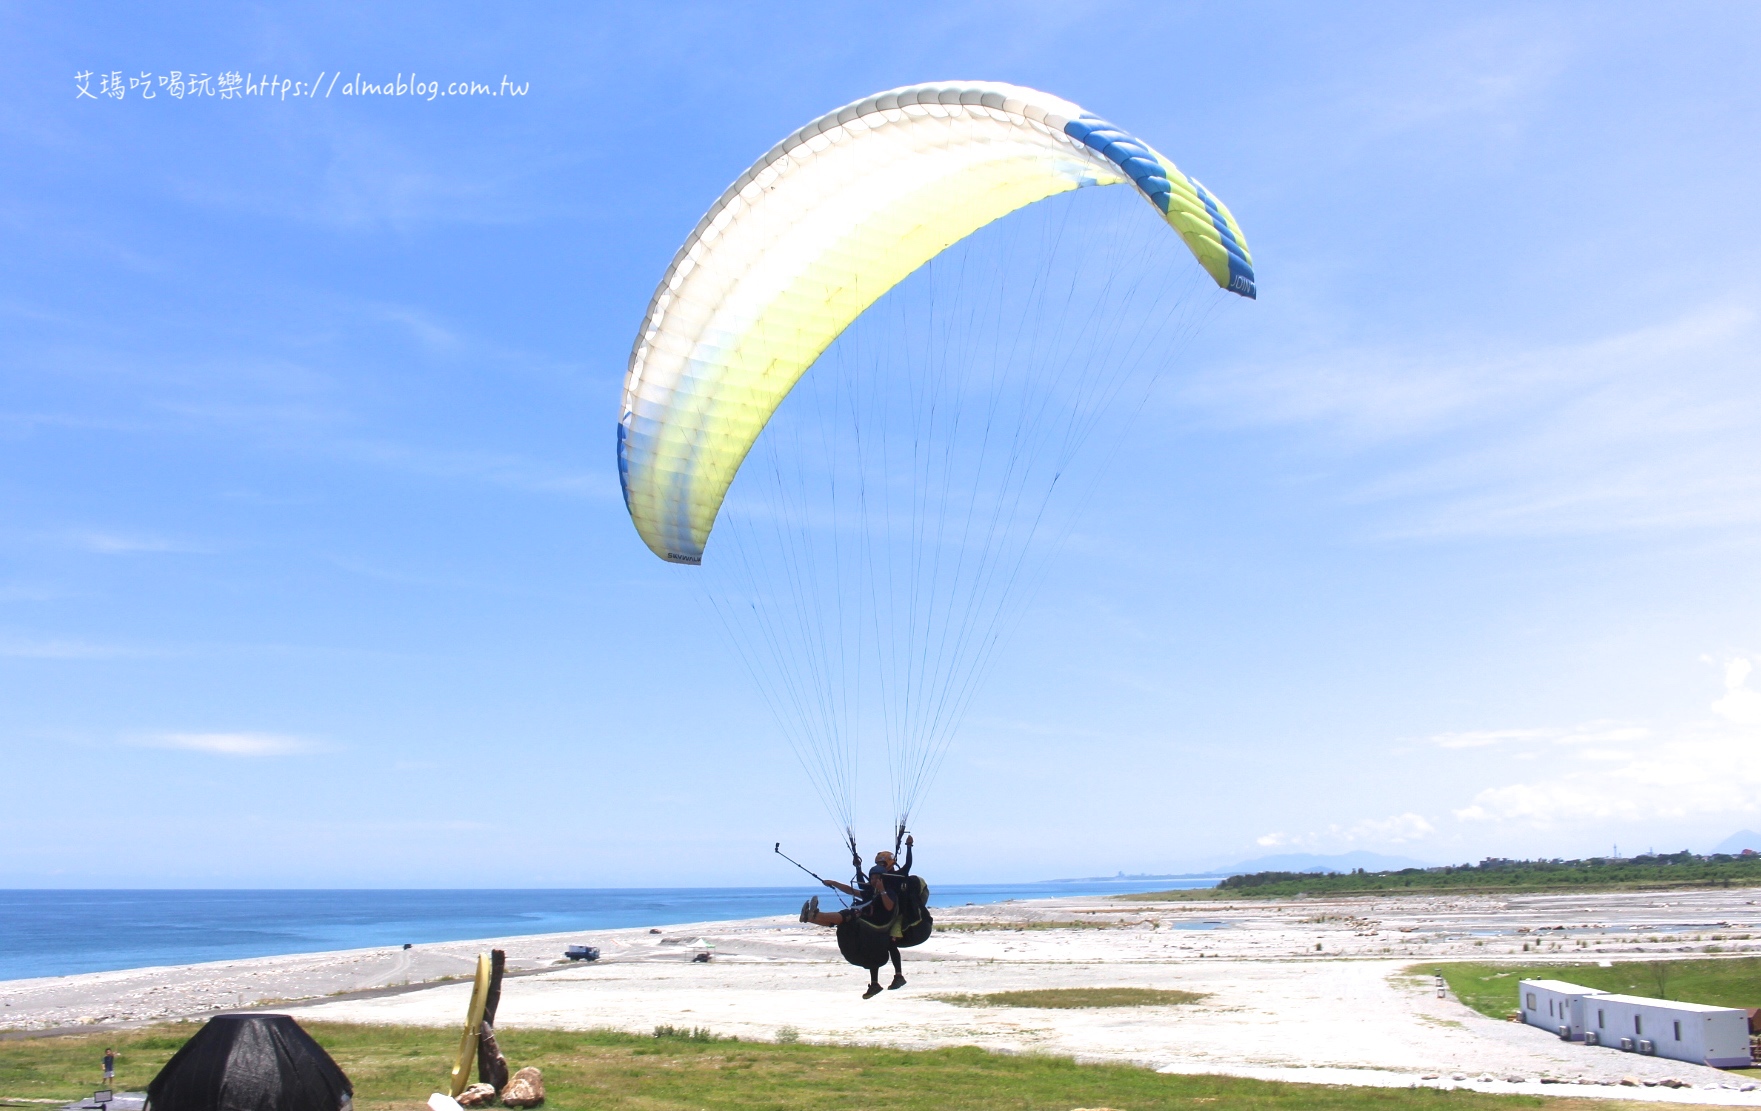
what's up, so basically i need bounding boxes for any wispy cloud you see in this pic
[323,438,617,499]
[369,305,460,354]
[64,531,211,556]
[1333,15,1567,143]
[0,636,136,659]
[1183,303,1761,539]
[132,732,329,757]
[0,582,74,603]
[1429,721,1650,750]
[158,110,564,232]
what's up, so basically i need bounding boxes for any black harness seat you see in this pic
[835,874,933,969]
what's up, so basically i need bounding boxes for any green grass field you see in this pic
[0,1020,1664,1111]
[931,987,1206,1008]
[1420,957,1761,1019]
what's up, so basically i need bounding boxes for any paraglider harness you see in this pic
[776,826,934,969]
[839,828,933,969]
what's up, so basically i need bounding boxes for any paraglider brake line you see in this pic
[774,842,849,908]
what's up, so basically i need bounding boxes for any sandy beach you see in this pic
[8,887,1761,1104]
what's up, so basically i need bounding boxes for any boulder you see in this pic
[1619,1076,1640,1087]
[500,1068,544,1109]
[457,1084,497,1108]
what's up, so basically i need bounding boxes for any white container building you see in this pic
[1583,993,1752,1068]
[1519,978,1607,1041]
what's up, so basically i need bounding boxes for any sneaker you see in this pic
[863,982,883,999]
[799,900,813,922]
[809,895,820,916]
[888,974,906,990]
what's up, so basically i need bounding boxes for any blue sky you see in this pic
[4,2,1760,887]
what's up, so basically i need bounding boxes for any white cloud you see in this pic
[1714,658,1761,725]
[1256,812,1436,850]
[1454,657,1761,825]
[134,732,326,757]
[1355,812,1438,842]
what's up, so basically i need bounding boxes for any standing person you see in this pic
[102,1048,116,1089]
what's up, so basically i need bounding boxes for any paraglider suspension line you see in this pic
[774,842,850,908]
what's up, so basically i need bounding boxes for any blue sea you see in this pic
[0,879,1214,982]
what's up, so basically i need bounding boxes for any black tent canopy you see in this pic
[147,1015,352,1111]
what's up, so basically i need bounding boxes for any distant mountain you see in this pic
[1221,850,1433,875]
[1714,830,1761,854]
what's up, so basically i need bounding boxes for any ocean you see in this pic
[0,879,1215,982]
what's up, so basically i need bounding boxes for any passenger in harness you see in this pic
[800,835,916,998]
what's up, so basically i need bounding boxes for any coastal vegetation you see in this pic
[1133,853,1761,900]
[1422,957,1761,1020]
[0,1020,1636,1110]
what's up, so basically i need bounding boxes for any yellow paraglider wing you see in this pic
[617,81,1254,565]
[448,952,493,1097]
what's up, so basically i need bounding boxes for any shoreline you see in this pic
[8,887,1761,1103]
[0,880,1215,984]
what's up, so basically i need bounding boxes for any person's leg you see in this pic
[887,946,905,989]
[802,902,850,927]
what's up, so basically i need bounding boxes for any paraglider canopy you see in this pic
[147,1014,352,1111]
[616,80,1257,845]
[618,80,1255,566]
